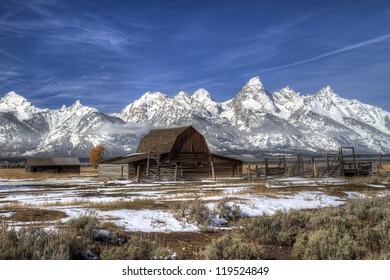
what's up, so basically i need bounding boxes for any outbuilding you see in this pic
[25,157,81,174]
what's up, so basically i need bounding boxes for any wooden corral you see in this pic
[25,157,81,174]
[246,147,387,179]
[99,126,243,180]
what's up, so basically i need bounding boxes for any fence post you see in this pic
[146,152,150,176]
[312,157,318,178]
[211,162,216,181]
[136,166,140,183]
[248,163,251,181]
[174,165,178,181]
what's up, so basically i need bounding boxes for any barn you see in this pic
[99,126,243,180]
[25,157,81,174]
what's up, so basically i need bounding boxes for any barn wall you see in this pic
[98,164,129,179]
[160,153,211,178]
[173,127,210,154]
[138,153,243,179]
[26,165,80,174]
[211,156,243,177]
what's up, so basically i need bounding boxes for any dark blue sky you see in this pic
[1,0,389,112]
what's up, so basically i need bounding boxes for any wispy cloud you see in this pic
[0,48,26,64]
[207,13,316,70]
[0,1,151,56]
[0,18,139,54]
[257,34,390,73]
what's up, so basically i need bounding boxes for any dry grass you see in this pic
[84,198,183,211]
[342,176,390,187]
[3,208,68,222]
[160,189,224,200]
[378,163,390,170]
[134,231,224,260]
[0,167,97,179]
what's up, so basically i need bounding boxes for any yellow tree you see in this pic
[90,145,105,169]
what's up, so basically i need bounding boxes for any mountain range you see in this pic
[1,76,389,159]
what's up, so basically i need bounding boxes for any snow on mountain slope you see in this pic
[1,76,390,158]
[273,86,304,120]
[115,76,390,154]
[0,91,45,121]
[118,92,171,125]
[0,93,141,157]
[222,76,277,128]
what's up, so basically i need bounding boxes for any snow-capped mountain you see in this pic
[0,92,141,157]
[1,76,390,158]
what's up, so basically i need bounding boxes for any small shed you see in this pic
[25,157,81,174]
[99,125,243,180]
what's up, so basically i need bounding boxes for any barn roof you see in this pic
[101,153,148,164]
[136,126,192,154]
[102,125,244,165]
[26,157,80,167]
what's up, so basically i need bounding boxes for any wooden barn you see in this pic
[99,126,243,180]
[25,157,81,174]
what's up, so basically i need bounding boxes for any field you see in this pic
[1,167,390,259]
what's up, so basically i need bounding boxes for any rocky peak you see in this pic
[192,88,213,103]
[245,76,264,91]
[138,91,168,103]
[273,87,304,119]
[230,76,275,114]
[174,91,191,103]
[0,91,31,108]
[69,100,83,109]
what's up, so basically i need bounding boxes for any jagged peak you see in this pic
[142,91,167,98]
[247,76,263,86]
[274,86,300,97]
[4,91,22,98]
[174,91,191,102]
[177,91,189,97]
[175,91,190,99]
[1,91,29,105]
[239,76,267,97]
[317,86,338,96]
[70,100,83,108]
[234,76,272,105]
[192,88,212,101]
[136,91,169,104]
[244,76,264,91]
[67,100,97,112]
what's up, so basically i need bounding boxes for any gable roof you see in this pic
[101,153,148,164]
[136,126,193,154]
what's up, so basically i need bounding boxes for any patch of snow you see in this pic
[367,184,386,188]
[100,209,198,232]
[0,212,13,218]
[344,192,370,199]
[238,192,344,217]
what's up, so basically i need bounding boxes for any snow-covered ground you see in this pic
[0,177,388,232]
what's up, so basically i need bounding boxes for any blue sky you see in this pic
[0,0,389,112]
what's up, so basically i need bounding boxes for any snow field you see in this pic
[0,177,388,232]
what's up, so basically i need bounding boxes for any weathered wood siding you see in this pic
[160,153,210,178]
[27,165,81,173]
[173,127,210,154]
[101,126,243,180]
[211,155,242,177]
